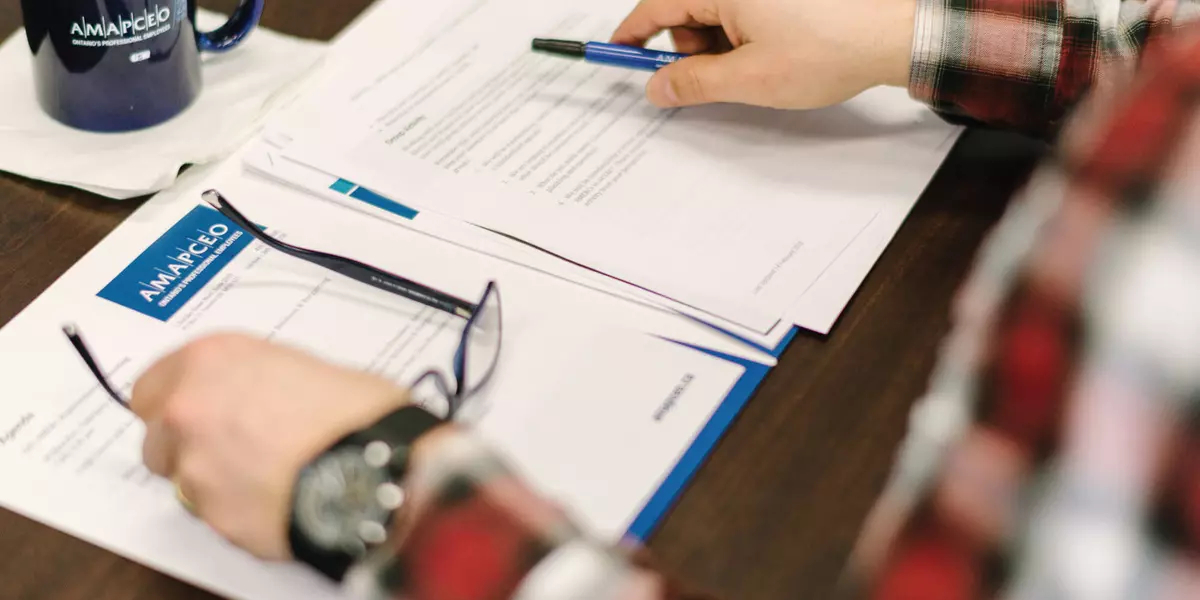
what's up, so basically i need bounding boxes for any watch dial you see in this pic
[296,448,393,553]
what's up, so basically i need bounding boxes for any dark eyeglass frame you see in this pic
[204,189,477,319]
[64,189,503,419]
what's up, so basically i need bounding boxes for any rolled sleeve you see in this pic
[908,0,1200,138]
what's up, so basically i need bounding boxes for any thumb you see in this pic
[645,46,773,108]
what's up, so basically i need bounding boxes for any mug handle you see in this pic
[196,0,266,53]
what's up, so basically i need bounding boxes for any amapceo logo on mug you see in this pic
[69,4,174,45]
[19,0,266,132]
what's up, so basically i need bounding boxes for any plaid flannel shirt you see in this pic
[912,0,1200,137]
[857,1,1200,599]
[339,2,1200,599]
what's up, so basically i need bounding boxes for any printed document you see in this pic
[243,137,799,352]
[0,146,763,600]
[269,0,958,333]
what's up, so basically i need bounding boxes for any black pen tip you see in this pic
[532,38,585,58]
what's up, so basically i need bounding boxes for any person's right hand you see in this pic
[130,333,409,560]
[611,0,917,109]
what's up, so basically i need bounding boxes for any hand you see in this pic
[130,333,409,560]
[611,0,917,109]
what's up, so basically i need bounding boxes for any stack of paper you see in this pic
[0,0,963,599]
[255,0,962,347]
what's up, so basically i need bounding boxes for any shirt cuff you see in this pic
[907,0,945,108]
[905,0,1070,135]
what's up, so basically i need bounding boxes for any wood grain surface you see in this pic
[0,1,1045,598]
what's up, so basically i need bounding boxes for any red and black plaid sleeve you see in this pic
[909,0,1200,138]
[342,430,716,600]
[852,20,1200,600]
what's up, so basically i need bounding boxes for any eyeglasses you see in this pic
[64,189,503,420]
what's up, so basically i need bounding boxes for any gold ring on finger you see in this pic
[174,478,197,516]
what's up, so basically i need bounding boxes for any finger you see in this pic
[610,0,723,47]
[173,455,211,518]
[669,26,720,55]
[142,419,180,477]
[645,45,778,108]
[130,349,186,420]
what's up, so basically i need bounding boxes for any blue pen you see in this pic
[531,38,688,71]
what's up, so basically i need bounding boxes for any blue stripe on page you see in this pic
[624,344,774,541]
[329,178,357,194]
[772,327,799,357]
[677,314,800,359]
[349,186,419,220]
[327,179,419,220]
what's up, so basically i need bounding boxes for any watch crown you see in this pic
[376,483,406,510]
[358,521,389,545]
[364,441,393,468]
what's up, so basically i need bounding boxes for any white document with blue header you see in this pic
[266,0,960,335]
[0,138,779,600]
[242,136,799,354]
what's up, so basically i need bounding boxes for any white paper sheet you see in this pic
[243,136,799,353]
[784,125,962,334]
[0,10,325,198]
[0,138,762,599]
[267,0,956,332]
[249,117,962,344]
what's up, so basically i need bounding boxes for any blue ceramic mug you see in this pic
[20,0,265,132]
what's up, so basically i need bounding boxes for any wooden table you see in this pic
[0,2,1046,598]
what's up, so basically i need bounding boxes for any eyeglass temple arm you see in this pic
[201,190,475,319]
[62,325,131,409]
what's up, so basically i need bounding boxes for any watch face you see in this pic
[295,447,393,554]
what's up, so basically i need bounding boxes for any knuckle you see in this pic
[141,432,169,475]
[175,455,206,488]
[752,63,784,99]
[679,66,708,102]
[180,332,249,366]
[128,377,160,415]
[757,55,787,81]
[161,396,203,436]
[696,6,720,25]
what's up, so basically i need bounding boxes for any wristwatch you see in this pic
[288,404,443,581]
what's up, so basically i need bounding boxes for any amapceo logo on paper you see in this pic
[98,205,252,322]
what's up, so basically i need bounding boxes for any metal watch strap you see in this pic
[289,404,443,582]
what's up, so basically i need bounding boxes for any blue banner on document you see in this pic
[98,205,253,322]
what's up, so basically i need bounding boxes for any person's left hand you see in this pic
[130,333,410,560]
